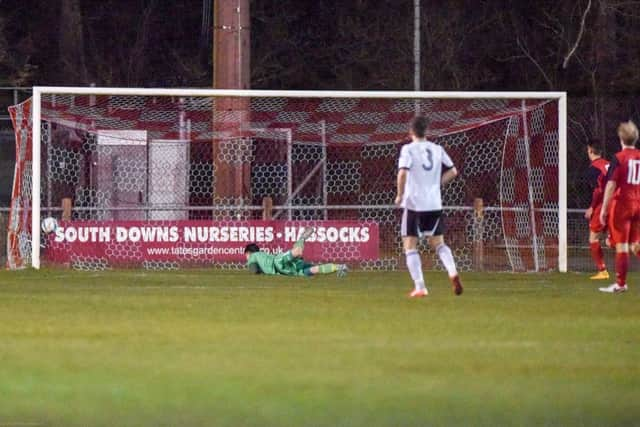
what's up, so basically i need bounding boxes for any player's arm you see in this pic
[395,168,408,205]
[600,157,619,226]
[600,181,617,226]
[441,149,457,186]
[585,165,604,220]
[585,166,602,219]
[587,165,602,208]
[395,145,411,205]
[441,166,458,186]
[590,188,604,208]
[247,250,276,275]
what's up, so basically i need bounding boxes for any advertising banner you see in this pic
[45,220,379,265]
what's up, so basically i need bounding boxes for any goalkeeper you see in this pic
[245,227,348,277]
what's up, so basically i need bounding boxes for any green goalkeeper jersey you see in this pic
[247,251,310,276]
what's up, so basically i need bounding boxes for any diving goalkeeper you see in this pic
[245,227,348,277]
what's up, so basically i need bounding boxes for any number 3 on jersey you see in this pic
[628,159,640,184]
[422,148,433,171]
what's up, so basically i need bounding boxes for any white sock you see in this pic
[436,243,458,278]
[405,249,425,290]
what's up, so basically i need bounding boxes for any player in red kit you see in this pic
[584,140,610,279]
[599,121,640,293]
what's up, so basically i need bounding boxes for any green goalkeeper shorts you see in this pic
[273,252,312,276]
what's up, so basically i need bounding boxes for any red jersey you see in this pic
[607,148,640,201]
[589,157,610,208]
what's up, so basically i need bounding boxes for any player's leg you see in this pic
[290,226,316,258]
[628,210,640,281]
[427,235,463,296]
[599,205,629,293]
[305,263,348,277]
[605,199,618,250]
[285,227,348,278]
[630,209,640,259]
[588,231,608,279]
[612,240,630,292]
[402,209,427,297]
[588,205,609,279]
[422,211,462,296]
[272,251,298,276]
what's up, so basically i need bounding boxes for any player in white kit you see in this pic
[395,116,464,298]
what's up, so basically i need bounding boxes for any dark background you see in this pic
[1,0,639,207]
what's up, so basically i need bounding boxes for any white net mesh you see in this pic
[7,92,561,271]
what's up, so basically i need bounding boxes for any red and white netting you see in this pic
[7,92,560,271]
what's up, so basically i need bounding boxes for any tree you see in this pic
[251,0,415,90]
[59,0,88,84]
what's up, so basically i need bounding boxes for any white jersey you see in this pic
[398,139,454,211]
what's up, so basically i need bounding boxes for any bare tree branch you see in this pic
[59,0,88,83]
[568,115,590,141]
[542,10,567,38]
[516,37,554,89]
[562,0,592,68]
[127,0,157,85]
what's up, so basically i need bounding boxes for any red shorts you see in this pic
[589,204,606,233]
[608,199,640,245]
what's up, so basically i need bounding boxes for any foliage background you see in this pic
[1,0,640,207]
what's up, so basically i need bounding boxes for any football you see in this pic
[41,217,58,234]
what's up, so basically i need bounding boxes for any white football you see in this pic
[41,217,58,234]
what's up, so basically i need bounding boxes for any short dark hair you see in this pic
[410,115,429,138]
[245,243,260,254]
[587,139,603,156]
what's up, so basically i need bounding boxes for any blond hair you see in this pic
[618,121,639,146]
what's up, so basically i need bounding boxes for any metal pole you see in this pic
[31,89,42,269]
[145,137,150,221]
[414,0,421,93]
[46,123,52,218]
[236,138,243,220]
[287,129,292,220]
[321,120,328,220]
[237,0,242,88]
[413,0,421,114]
[31,204,555,212]
[558,94,568,272]
[34,87,567,100]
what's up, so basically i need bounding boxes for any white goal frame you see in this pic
[30,87,568,271]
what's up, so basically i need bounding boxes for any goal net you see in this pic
[7,88,567,271]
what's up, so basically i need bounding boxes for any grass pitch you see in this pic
[0,269,638,427]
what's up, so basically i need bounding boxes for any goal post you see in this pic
[31,89,42,269]
[12,86,567,271]
[558,94,568,273]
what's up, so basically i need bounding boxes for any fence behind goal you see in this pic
[7,88,566,271]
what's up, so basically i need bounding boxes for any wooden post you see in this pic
[0,209,6,265]
[262,197,273,220]
[213,0,250,91]
[212,0,251,219]
[473,197,484,271]
[61,198,72,221]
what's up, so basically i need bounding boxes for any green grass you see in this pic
[0,269,638,427]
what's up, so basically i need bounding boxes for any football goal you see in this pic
[7,87,567,272]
